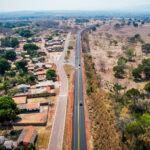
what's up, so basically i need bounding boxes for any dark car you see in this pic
[80,101,83,106]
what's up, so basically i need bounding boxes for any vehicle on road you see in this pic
[80,101,83,106]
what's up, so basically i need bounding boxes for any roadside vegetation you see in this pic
[82,32,122,149]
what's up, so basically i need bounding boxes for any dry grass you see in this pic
[83,54,122,150]
[36,127,51,150]
[28,96,55,103]
[89,22,150,91]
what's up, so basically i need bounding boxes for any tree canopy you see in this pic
[4,50,16,61]
[20,30,32,38]
[15,60,27,73]
[46,69,57,80]
[1,37,19,48]
[0,59,11,75]
[0,96,20,122]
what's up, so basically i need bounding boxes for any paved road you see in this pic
[72,31,87,150]
[48,33,71,150]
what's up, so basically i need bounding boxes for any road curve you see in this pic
[72,30,87,150]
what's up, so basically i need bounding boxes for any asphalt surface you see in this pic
[48,33,71,150]
[72,31,87,150]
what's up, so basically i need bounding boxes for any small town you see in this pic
[1,1,150,150]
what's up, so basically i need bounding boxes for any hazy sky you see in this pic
[0,0,150,12]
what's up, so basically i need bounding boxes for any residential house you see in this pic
[37,50,46,55]
[4,141,13,149]
[32,58,38,63]
[35,70,46,81]
[18,103,40,113]
[35,81,55,89]
[17,126,38,147]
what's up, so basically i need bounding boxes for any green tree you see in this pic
[113,65,124,78]
[4,50,16,61]
[2,79,10,94]
[0,59,11,75]
[26,74,36,84]
[23,43,39,55]
[67,50,70,55]
[15,60,27,72]
[126,121,144,137]
[117,57,127,66]
[126,48,135,61]
[46,69,57,80]
[1,37,11,47]
[132,65,143,80]
[0,96,20,122]
[23,43,39,51]
[20,30,32,38]
[125,88,143,105]
[111,83,126,101]
[10,38,19,48]
[144,82,150,94]
[142,43,150,54]
[48,36,53,40]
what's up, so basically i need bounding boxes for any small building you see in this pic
[35,81,54,89]
[13,96,27,105]
[0,136,5,144]
[37,50,46,55]
[35,71,46,81]
[18,103,40,113]
[17,84,30,90]
[17,126,38,147]
[4,140,13,149]
[28,66,35,72]
[32,58,38,63]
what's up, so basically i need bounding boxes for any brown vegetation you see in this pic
[82,32,122,150]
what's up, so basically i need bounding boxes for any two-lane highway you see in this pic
[72,31,87,150]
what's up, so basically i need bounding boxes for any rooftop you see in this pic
[13,96,27,104]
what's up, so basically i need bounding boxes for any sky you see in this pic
[0,0,150,12]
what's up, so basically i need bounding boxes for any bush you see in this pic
[86,85,93,95]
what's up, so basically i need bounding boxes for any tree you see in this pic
[67,50,70,55]
[1,37,11,47]
[113,65,124,78]
[2,79,10,94]
[1,37,19,48]
[111,83,126,101]
[23,43,39,55]
[126,48,135,61]
[26,74,36,84]
[10,38,19,48]
[46,69,57,80]
[0,59,11,75]
[0,96,20,122]
[48,36,53,40]
[23,43,39,51]
[144,82,150,94]
[15,60,27,72]
[20,30,32,38]
[117,57,127,66]
[126,121,144,137]
[142,43,150,54]
[4,50,16,61]
[114,23,121,29]
[125,88,142,105]
[132,65,143,80]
